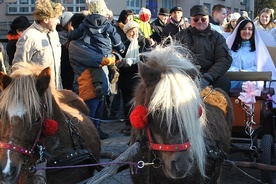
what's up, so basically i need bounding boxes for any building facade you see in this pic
[0,0,254,39]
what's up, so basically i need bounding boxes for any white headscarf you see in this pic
[227,20,275,74]
[226,19,276,105]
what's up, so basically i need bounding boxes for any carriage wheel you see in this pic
[260,134,276,184]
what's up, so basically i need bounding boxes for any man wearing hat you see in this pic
[13,0,63,89]
[162,6,189,38]
[151,8,169,44]
[175,5,232,93]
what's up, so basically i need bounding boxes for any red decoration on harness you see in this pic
[42,119,58,136]
[130,105,148,129]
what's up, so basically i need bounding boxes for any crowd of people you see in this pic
[1,0,276,139]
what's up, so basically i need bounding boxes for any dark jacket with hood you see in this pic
[68,14,125,55]
[151,17,167,43]
[175,24,232,83]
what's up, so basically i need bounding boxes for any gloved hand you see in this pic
[200,73,213,89]
[100,54,116,67]
[200,77,210,89]
[108,64,119,84]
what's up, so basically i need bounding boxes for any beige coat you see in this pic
[13,21,62,89]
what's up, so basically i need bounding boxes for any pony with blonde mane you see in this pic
[0,62,101,183]
[129,43,233,183]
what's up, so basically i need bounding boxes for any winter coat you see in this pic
[13,21,62,89]
[175,24,232,83]
[162,18,189,38]
[117,34,151,91]
[68,39,109,101]
[68,14,125,55]
[151,18,167,44]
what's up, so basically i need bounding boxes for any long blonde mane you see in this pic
[140,44,207,176]
[0,62,55,123]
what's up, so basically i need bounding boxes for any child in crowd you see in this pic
[68,0,125,97]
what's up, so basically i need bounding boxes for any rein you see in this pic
[146,126,191,152]
[0,103,46,157]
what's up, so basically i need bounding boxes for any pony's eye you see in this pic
[33,117,40,124]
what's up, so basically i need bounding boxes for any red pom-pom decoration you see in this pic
[42,119,58,137]
[130,105,148,129]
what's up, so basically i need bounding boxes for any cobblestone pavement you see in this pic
[96,121,267,184]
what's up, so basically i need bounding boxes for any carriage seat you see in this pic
[225,71,275,99]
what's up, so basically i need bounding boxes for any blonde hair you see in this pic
[258,8,276,30]
[33,0,62,20]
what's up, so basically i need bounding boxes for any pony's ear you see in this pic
[36,67,51,96]
[138,62,161,87]
[0,72,12,91]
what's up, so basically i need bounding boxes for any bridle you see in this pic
[146,126,191,152]
[0,103,46,157]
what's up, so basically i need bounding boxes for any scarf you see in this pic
[125,36,139,66]
[170,18,185,32]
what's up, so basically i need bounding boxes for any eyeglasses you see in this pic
[192,17,208,23]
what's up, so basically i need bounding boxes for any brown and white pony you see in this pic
[0,62,101,183]
[129,44,234,183]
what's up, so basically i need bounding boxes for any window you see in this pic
[162,0,173,11]
[203,3,211,14]
[7,0,34,14]
[240,0,246,5]
[127,0,141,14]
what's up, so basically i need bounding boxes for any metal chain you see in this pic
[242,104,257,151]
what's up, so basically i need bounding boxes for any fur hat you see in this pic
[61,12,74,27]
[33,0,62,20]
[86,0,108,16]
[10,16,31,31]
[229,12,241,22]
[123,21,140,34]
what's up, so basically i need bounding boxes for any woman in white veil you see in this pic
[226,19,276,105]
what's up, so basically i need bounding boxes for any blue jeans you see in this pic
[85,97,104,129]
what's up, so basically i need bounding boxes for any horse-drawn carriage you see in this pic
[0,44,276,184]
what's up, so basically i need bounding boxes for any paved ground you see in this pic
[95,121,268,184]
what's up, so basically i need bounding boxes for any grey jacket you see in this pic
[13,21,62,89]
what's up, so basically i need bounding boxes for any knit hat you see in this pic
[159,8,169,16]
[10,16,31,31]
[123,21,140,33]
[229,12,241,22]
[61,12,74,27]
[170,6,182,14]
[139,7,151,22]
[33,0,62,20]
[86,0,108,16]
[71,13,86,29]
[190,5,209,17]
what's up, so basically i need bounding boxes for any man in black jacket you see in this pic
[162,6,190,38]
[175,5,232,93]
[151,8,169,44]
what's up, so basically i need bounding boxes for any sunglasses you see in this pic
[192,17,208,23]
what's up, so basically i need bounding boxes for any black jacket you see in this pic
[151,18,166,44]
[175,25,232,83]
